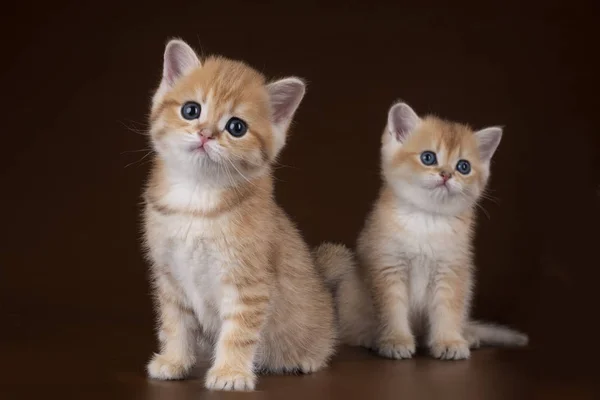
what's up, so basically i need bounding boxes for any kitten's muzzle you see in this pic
[439,170,452,183]
[198,128,214,139]
[197,128,214,147]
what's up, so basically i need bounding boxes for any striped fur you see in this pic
[143,39,335,391]
[320,102,528,361]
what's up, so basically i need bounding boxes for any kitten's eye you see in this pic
[225,117,248,138]
[420,151,437,166]
[181,102,201,120]
[456,160,471,174]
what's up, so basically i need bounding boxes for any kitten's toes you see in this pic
[299,358,327,374]
[430,340,470,360]
[376,337,416,359]
[205,366,256,391]
[147,353,193,380]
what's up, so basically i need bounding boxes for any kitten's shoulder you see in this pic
[359,186,401,242]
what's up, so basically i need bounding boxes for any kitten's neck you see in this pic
[382,185,474,222]
[146,157,273,217]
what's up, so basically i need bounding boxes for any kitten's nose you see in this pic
[440,170,452,182]
[197,128,213,145]
[198,128,213,138]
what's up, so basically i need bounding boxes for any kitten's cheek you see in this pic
[447,182,460,194]
[154,139,171,156]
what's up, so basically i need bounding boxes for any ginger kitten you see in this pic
[143,39,336,391]
[320,101,528,360]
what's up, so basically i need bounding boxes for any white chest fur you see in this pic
[391,210,460,316]
[147,206,232,338]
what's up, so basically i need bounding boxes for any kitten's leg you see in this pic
[428,265,471,360]
[370,260,415,359]
[147,273,198,380]
[205,276,270,391]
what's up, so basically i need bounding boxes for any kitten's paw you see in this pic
[205,366,256,391]
[376,337,416,359]
[147,353,192,380]
[299,359,327,374]
[430,340,470,360]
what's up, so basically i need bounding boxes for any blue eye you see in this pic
[456,160,471,174]
[181,101,201,120]
[225,117,248,138]
[420,151,437,166]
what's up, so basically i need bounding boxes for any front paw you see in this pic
[430,339,470,360]
[147,353,192,380]
[205,366,256,391]
[376,336,416,359]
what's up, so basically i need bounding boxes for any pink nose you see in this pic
[440,171,452,182]
[198,128,212,137]
[198,129,213,145]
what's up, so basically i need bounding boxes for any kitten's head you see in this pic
[149,39,305,185]
[381,101,502,215]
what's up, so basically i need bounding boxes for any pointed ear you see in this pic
[162,39,201,87]
[266,77,306,154]
[267,77,306,129]
[387,102,420,142]
[474,126,503,163]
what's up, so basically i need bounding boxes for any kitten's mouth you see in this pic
[189,142,207,154]
[431,183,453,196]
[190,142,219,163]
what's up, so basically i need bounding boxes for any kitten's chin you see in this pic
[160,148,271,189]
[392,183,472,216]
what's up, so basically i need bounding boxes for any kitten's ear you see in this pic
[474,127,503,163]
[267,77,306,153]
[387,102,420,142]
[162,39,201,87]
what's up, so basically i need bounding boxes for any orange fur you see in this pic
[322,102,528,361]
[143,40,335,391]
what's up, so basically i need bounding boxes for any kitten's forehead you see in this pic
[171,56,268,109]
[411,117,478,157]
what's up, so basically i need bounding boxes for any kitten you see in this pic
[143,39,336,391]
[318,101,528,360]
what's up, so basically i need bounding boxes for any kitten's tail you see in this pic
[313,242,355,289]
[313,242,376,348]
[466,321,529,348]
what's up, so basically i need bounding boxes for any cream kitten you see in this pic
[143,39,336,391]
[318,101,528,360]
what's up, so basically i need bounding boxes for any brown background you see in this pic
[1,1,599,399]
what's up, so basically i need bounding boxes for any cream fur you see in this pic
[322,101,528,361]
[143,39,335,391]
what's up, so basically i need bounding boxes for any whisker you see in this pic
[121,148,153,154]
[119,120,150,136]
[457,189,491,220]
[474,201,491,220]
[271,160,300,171]
[124,150,154,168]
[222,155,269,193]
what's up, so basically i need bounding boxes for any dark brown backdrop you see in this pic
[1,1,598,399]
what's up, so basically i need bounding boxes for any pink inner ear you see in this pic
[389,102,419,143]
[474,127,503,162]
[163,41,200,86]
[267,79,305,125]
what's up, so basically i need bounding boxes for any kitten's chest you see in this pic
[154,212,230,307]
[392,213,456,307]
[170,232,222,293]
[394,212,457,259]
